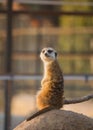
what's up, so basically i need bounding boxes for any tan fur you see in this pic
[26,47,64,121]
[37,49,64,110]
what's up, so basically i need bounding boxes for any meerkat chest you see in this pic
[43,62,54,79]
[42,61,62,85]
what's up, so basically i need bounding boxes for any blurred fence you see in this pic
[0,74,93,81]
[0,0,93,130]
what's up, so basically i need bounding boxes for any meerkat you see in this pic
[26,47,64,121]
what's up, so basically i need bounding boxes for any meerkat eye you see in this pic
[42,50,45,53]
[48,50,53,53]
[55,52,57,57]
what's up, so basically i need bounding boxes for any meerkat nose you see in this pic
[45,53,48,57]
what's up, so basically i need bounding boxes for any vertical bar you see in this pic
[4,80,13,130]
[35,29,42,89]
[4,0,13,130]
[36,26,42,74]
[36,32,41,74]
[6,0,13,73]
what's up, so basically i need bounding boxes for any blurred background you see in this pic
[0,0,93,130]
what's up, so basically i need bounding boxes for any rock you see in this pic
[13,110,93,130]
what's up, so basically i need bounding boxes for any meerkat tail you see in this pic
[26,106,55,121]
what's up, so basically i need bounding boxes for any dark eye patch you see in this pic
[48,50,53,53]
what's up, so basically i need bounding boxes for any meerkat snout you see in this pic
[40,47,57,62]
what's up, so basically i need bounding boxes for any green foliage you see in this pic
[59,58,90,74]
[58,34,91,53]
[58,0,93,74]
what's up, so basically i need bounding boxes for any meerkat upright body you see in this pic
[37,47,64,110]
[26,47,64,121]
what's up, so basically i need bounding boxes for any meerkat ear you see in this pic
[55,52,57,57]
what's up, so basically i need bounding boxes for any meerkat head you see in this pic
[40,47,57,63]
